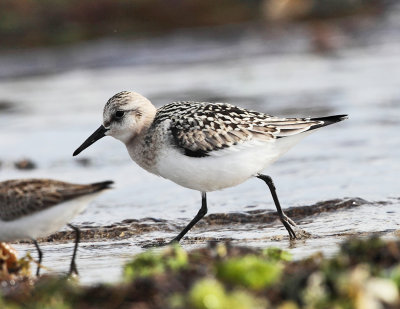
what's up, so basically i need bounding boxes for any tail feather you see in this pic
[274,114,348,138]
[309,114,348,130]
[90,180,114,192]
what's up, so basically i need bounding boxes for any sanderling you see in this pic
[0,179,113,275]
[73,91,347,242]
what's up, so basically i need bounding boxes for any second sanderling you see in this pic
[73,91,347,243]
[0,179,113,275]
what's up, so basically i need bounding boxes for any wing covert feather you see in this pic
[154,101,322,156]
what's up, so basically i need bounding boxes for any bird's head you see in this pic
[73,91,156,156]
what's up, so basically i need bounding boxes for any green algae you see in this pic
[1,237,400,309]
[189,279,267,309]
[263,247,293,262]
[216,255,282,290]
[124,244,188,281]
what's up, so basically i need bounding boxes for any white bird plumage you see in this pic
[73,91,347,242]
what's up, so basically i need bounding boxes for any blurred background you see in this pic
[0,0,399,282]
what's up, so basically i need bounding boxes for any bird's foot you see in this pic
[68,262,79,276]
[281,219,297,240]
[285,215,298,228]
[292,228,312,239]
[141,239,170,249]
[168,237,181,245]
[141,237,182,249]
[280,215,311,240]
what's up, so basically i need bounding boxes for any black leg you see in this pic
[32,240,42,276]
[256,174,297,239]
[67,224,80,275]
[170,192,208,243]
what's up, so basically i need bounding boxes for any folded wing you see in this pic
[157,101,341,157]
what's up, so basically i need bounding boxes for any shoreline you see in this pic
[14,197,384,245]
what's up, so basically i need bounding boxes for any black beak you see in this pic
[73,125,107,156]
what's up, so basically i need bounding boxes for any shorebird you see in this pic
[73,91,347,242]
[0,179,113,276]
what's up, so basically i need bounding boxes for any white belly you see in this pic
[153,134,307,192]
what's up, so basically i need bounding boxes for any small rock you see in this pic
[75,158,91,167]
[14,159,36,170]
[0,101,13,111]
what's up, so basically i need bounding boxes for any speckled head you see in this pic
[73,91,156,156]
[103,91,157,143]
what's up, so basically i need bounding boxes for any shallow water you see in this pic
[1,9,400,284]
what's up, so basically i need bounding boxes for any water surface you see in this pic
[1,12,400,284]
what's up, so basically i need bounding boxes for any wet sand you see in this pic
[27,197,367,244]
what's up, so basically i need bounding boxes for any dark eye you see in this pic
[115,111,125,118]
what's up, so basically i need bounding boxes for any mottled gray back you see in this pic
[152,101,320,156]
[0,179,112,221]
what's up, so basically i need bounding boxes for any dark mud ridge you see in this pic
[28,197,372,244]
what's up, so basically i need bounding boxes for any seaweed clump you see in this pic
[1,237,400,308]
[0,243,31,279]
